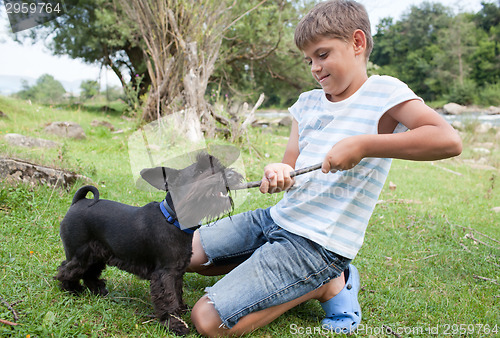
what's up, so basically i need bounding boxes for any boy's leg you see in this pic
[192,272,346,337]
[190,215,350,337]
[187,208,274,276]
[187,230,240,276]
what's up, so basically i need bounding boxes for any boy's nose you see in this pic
[310,62,321,73]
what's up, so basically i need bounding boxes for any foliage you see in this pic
[15,74,66,104]
[17,0,316,112]
[117,0,234,125]
[211,0,317,108]
[18,0,151,103]
[478,82,500,106]
[372,1,500,104]
[79,80,100,100]
[445,78,478,106]
[11,1,500,113]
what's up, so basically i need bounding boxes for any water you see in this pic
[257,110,500,127]
[442,113,500,127]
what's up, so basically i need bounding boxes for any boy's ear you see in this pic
[352,29,366,56]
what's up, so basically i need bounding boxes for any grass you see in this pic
[0,95,499,337]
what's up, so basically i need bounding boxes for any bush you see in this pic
[478,82,500,106]
[445,79,477,105]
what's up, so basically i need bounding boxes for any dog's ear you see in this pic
[140,167,179,191]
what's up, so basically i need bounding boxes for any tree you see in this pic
[372,2,454,100]
[19,0,315,115]
[211,0,317,108]
[470,1,500,85]
[20,0,151,106]
[80,80,100,100]
[115,0,238,137]
[16,74,66,104]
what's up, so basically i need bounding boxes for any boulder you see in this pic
[443,103,467,115]
[486,106,500,115]
[278,116,293,127]
[90,120,115,131]
[475,123,492,134]
[0,157,91,189]
[44,121,86,139]
[451,121,464,131]
[4,133,60,148]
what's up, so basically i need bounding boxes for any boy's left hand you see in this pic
[321,136,365,173]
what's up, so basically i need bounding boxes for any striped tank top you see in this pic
[270,75,421,259]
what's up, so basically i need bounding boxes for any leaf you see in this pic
[42,311,56,328]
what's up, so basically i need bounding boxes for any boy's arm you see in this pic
[260,119,300,194]
[321,99,462,173]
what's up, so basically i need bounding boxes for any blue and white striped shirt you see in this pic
[270,75,421,259]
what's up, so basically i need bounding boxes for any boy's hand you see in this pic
[260,163,295,194]
[321,136,365,173]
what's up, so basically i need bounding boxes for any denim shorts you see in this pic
[199,207,351,329]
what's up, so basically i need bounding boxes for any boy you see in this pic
[188,0,462,336]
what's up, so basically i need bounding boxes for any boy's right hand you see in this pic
[259,163,295,194]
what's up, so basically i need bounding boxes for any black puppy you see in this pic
[55,152,243,335]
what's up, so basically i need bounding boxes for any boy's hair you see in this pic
[294,0,373,60]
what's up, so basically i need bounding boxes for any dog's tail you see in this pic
[71,185,99,206]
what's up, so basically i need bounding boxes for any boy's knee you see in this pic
[191,296,225,337]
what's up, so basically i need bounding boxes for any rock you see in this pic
[278,116,292,127]
[4,133,60,148]
[0,157,91,189]
[491,207,500,213]
[475,123,492,134]
[487,106,500,115]
[472,148,491,155]
[474,142,494,149]
[451,121,464,130]
[44,121,86,139]
[90,120,115,131]
[443,103,467,115]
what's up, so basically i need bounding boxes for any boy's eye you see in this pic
[319,52,328,59]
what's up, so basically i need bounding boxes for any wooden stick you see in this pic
[446,219,500,245]
[0,318,18,326]
[0,297,19,322]
[473,275,499,285]
[234,162,323,190]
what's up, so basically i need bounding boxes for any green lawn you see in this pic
[0,96,498,337]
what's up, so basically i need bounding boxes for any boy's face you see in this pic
[302,36,367,102]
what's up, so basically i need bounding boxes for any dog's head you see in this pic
[140,151,244,227]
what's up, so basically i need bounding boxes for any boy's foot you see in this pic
[320,264,361,334]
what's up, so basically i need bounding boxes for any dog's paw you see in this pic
[164,313,190,336]
[179,302,190,313]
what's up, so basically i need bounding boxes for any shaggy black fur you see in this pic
[55,152,243,335]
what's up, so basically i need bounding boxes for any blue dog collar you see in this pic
[160,200,198,234]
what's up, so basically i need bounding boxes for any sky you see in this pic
[0,0,490,93]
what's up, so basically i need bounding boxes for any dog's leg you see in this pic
[82,261,108,296]
[150,269,190,336]
[56,259,85,294]
[174,272,188,313]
